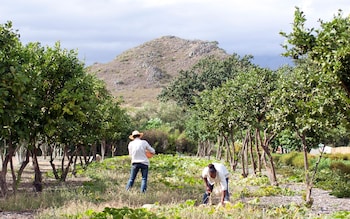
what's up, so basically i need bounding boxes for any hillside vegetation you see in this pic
[86,36,229,107]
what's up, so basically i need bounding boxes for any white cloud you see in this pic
[1,0,349,67]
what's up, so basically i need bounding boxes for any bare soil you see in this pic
[0,156,88,219]
[245,184,350,217]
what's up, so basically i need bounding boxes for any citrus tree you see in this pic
[0,22,33,196]
[0,22,131,193]
[269,61,347,205]
[278,7,350,205]
[280,7,350,101]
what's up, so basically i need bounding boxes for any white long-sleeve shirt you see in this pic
[202,163,229,191]
[128,138,155,166]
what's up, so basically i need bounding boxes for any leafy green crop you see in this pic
[86,207,166,219]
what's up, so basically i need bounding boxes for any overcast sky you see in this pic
[1,0,349,69]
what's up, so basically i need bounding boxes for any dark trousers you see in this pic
[202,178,230,204]
[126,163,149,192]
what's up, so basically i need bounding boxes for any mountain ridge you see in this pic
[86,35,230,107]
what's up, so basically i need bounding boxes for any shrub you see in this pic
[326,153,350,161]
[278,152,312,168]
[330,161,350,174]
[311,157,331,172]
[175,137,196,154]
[143,129,195,154]
[276,165,304,183]
[272,154,282,166]
[143,129,170,153]
[329,172,350,198]
[314,160,350,198]
[291,154,306,168]
[252,186,296,197]
[279,152,300,166]
[234,141,242,153]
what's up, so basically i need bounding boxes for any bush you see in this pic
[314,160,350,198]
[311,157,331,171]
[175,137,196,154]
[271,154,283,169]
[329,172,350,198]
[279,152,300,166]
[326,153,350,161]
[291,154,306,168]
[278,152,312,168]
[330,161,350,174]
[143,129,170,154]
[142,129,196,155]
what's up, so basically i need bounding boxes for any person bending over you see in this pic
[202,163,230,205]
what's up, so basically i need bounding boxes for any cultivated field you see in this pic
[1,154,349,218]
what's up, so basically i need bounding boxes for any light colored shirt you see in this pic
[202,163,229,191]
[128,138,155,166]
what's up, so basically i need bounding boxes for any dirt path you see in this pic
[254,184,350,216]
[1,156,87,218]
[0,211,35,219]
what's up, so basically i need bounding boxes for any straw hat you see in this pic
[129,130,144,140]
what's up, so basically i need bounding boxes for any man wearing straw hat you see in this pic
[126,130,155,193]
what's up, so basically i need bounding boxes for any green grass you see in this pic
[1,154,349,218]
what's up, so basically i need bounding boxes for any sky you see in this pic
[1,0,350,69]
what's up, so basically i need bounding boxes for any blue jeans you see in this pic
[126,163,149,192]
[202,178,230,204]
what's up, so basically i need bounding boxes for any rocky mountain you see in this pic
[86,36,230,107]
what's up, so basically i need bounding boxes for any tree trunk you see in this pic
[15,143,26,165]
[261,147,278,186]
[229,127,236,167]
[100,139,106,160]
[299,132,313,206]
[111,143,116,157]
[61,149,76,182]
[224,136,230,162]
[91,143,97,162]
[72,154,78,177]
[0,141,16,197]
[10,153,16,195]
[255,128,262,173]
[196,141,204,157]
[248,131,257,175]
[258,129,278,186]
[31,148,43,192]
[207,140,213,159]
[223,132,237,171]
[216,136,223,160]
[241,131,249,177]
[196,140,213,158]
[12,149,30,194]
[79,145,89,167]
[49,143,60,180]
